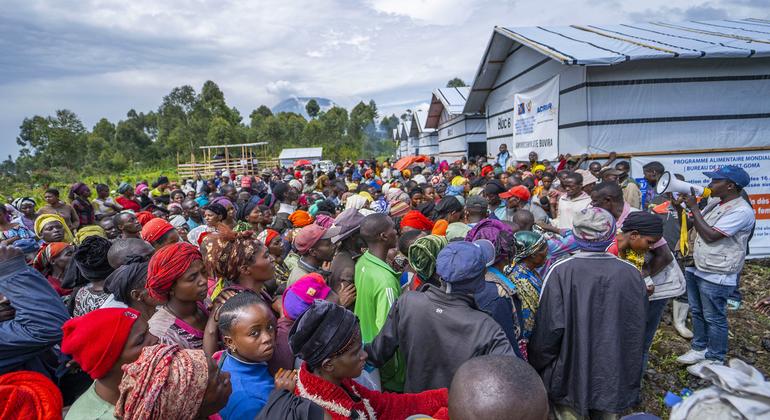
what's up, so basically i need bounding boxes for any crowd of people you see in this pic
[0,146,762,420]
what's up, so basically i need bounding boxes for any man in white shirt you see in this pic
[676,166,754,373]
[555,172,591,230]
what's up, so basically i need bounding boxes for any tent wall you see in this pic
[580,57,770,155]
[407,133,419,155]
[437,107,486,160]
[484,44,587,158]
[418,131,439,156]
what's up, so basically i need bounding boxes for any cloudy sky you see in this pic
[2,0,768,156]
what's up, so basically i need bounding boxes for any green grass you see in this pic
[1,164,178,206]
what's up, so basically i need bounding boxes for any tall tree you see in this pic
[446,77,467,87]
[305,99,320,119]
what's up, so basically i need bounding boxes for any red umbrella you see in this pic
[393,155,429,171]
[294,159,312,167]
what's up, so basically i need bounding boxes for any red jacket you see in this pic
[294,363,447,420]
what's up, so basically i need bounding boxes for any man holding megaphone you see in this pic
[675,165,755,374]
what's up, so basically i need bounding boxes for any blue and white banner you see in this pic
[512,75,560,161]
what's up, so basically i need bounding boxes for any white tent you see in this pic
[425,87,486,160]
[464,19,770,161]
[410,110,438,156]
[464,18,770,256]
[278,147,323,167]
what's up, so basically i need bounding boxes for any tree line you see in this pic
[1,80,400,188]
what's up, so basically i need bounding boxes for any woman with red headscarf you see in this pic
[146,242,209,350]
[258,228,290,296]
[33,242,74,296]
[0,371,63,419]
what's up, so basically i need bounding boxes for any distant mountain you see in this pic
[271,97,338,119]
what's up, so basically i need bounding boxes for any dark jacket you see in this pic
[475,268,524,358]
[365,284,515,393]
[0,255,69,377]
[529,252,647,415]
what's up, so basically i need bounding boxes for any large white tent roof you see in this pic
[498,20,770,66]
[465,18,770,113]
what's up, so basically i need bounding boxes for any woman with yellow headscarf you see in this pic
[34,214,74,244]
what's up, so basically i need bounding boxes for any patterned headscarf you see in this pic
[257,228,281,248]
[408,235,448,281]
[573,207,617,252]
[34,214,74,244]
[11,197,36,211]
[33,242,71,276]
[209,196,233,210]
[465,218,516,265]
[370,197,390,214]
[386,188,409,205]
[345,194,368,210]
[314,214,334,229]
[513,231,547,263]
[204,229,263,285]
[389,201,410,218]
[115,345,208,420]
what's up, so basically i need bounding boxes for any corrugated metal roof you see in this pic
[278,147,323,160]
[498,19,770,66]
[426,87,471,128]
[464,18,770,113]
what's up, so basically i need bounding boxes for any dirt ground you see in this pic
[638,259,770,418]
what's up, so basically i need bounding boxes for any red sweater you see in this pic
[294,363,447,420]
[116,196,141,212]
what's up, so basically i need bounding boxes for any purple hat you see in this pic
[282,273,331,320]
[314,214,335,229]
[466,218,516,264]
[209,196,233,209]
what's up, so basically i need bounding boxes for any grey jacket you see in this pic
[365,284,515,393]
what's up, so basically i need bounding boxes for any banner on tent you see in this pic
[512,75,559,161]
[631,150,770,257]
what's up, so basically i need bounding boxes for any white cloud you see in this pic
[265,80,301,96]
[367,0,479,25]
[2,0,769,156]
